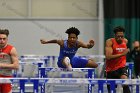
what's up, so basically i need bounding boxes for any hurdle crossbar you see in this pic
[0,78,140,93]
[38,67,95,78]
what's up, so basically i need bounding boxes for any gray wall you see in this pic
[0,0,105,57]
[0,19,100,56]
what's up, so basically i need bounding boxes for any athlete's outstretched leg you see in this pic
[62,57,72,71]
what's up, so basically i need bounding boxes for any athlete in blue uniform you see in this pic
[40,27,98,70]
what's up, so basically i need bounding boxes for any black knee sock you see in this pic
[123,85,130,93]
[107,84,117,93]
[107,84,111,93]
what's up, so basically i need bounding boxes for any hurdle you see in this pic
[13,61,44,78]
[126,62,134,79]
[1,78,140,93]
[38,67,95,78]
[20,55,49,67]
[38,67,95,93]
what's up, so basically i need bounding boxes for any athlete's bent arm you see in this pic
[0,47,19,69]
[78,39,94,49]
[40,39,63,46]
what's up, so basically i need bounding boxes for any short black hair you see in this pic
[113,26,125,34]
[0,29,9,37]
[65,27,80,36]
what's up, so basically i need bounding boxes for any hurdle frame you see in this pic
[38,67,95,93]
[1,78,140,93]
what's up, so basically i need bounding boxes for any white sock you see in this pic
[64,57,72,71]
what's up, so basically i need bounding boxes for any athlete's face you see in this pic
[68,33,78,46]
[0,34,8,48]
[115,32,124,44]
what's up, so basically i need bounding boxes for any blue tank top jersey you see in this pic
[57,40,88,68]
[57,40,78,66]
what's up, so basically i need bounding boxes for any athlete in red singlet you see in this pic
[0,29,19,93]
[106,38,127,72]
[105,26,130,93]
